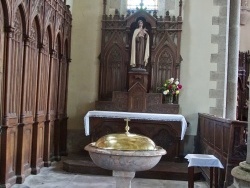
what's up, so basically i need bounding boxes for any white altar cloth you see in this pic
[84,111,187,140]
[185,154,224,168]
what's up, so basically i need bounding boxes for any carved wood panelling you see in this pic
[23,20,39,116]
[37,29,50,115]
[38,125,44,161]
[106,45,125,96]
[0,0,4,123]
[51,36,60,113]
[0,127,17,186]
[197,114,247,187]
[100,31,128,100]
[31,122,45,174]
[47,35,60,161]
[30,0,44,21]
[58,60,67,115]
[16,124,33,180]
[157,48,174,85]
[9,9,23,116]
[0,0,71,186]
[44,2,53,29]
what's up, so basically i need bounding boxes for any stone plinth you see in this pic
[113,171,135,188]
[231,161,250,188]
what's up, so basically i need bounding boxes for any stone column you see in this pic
[226,0,241,120]
[113,171,135,188]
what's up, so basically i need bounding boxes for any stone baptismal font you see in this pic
[84,119,166,188]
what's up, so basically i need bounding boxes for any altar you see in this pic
[84,110,187,161]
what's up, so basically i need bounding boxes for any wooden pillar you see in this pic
[17,31,38,182]
[43,48,55,167]
[0,25,18,187]
[45,49,57,164]
[59,56,70,156]
[31,43,46,175]
[54,53,62,161]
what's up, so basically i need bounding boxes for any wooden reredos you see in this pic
[99,1,183,101]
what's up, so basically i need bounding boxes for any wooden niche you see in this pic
[96,4,183,114]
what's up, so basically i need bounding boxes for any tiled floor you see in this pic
[12,159,209,188]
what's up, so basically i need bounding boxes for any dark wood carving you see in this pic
[0,0,72,187]
[43,27,53,167]
[197,113,247,187]
[237,51,249,121]
[97,2,183,113]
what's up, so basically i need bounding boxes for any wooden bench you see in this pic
[196,113,247,187]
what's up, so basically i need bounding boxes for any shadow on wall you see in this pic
[67,101,96,154]
[67,129,89,154]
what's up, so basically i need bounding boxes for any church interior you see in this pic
[0,0,250,187]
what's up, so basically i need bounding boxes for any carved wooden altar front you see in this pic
[97,1,183,114]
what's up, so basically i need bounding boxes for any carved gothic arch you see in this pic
[44,25,53,50]
[55,33,62,55]
[30,19,39,42]
[104,44,127,96]
[14,3,28,35]
[104,32,127,57]
[0,0,10,27]
[31,16,42,45]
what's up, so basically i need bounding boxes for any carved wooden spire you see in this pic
[103,0,107,15]
[179,0,183,17]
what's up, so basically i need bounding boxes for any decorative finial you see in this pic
[140,0,144,9]
[124,118,131,133]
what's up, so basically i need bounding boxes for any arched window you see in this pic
[127,0,158,10]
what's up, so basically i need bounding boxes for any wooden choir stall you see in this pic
[0,0,72,187]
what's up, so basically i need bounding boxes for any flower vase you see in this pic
[164,95,174,104]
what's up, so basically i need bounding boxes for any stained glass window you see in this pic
[127,0,158,10]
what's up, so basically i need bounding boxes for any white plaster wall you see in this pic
[180,0,214,135]
[240,18,250,51]
[67,0,102,129]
